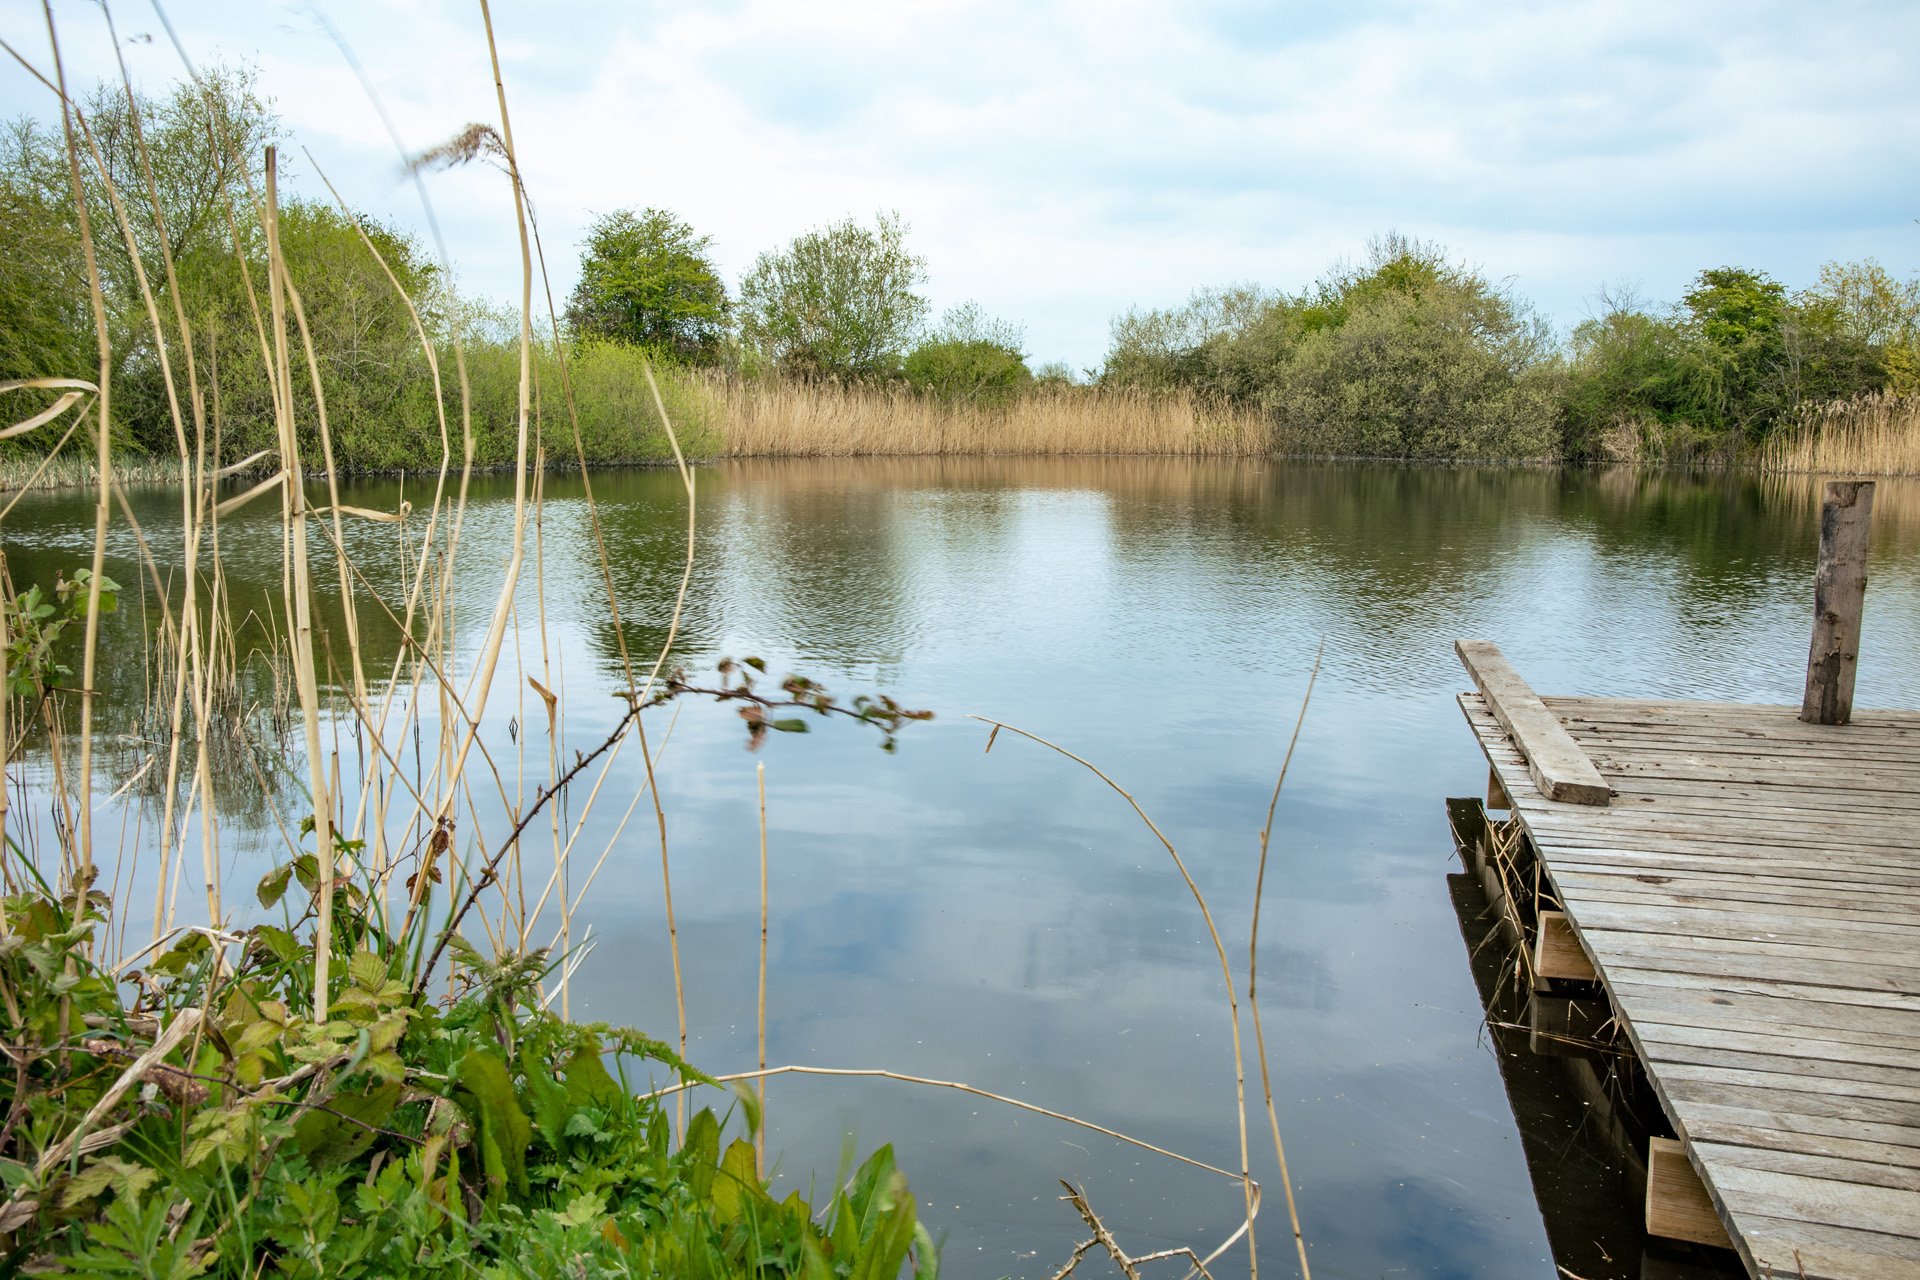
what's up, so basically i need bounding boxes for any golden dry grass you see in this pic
[716,378,1272,457]
[0,449,184,493]
[1764,391,1920,476]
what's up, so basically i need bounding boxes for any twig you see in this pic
[756,761,769,1178]
[969,715,1262,1276]
[639,1064,1249,1184]
[1249,641,1322,1280]
[1061,1181,1142,1280]
[0,1008,203,1229]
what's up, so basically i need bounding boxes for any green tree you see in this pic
[1101,284,1277,391]
[0,118,91,392]
[1803,259,1920,392]
[1560,292,1700,459]
[1102,237,1559,458]
[563,208,727,362]
[902,303,1032,404]
[1678,266,1790,438]
[0,65,278,454]
[737,212,927,380]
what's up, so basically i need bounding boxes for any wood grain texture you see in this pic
[1804,479,1875,725]
[1459,682,1920,1279]
[1455,640,1612,804]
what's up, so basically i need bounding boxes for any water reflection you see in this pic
[5,459,1919,1277]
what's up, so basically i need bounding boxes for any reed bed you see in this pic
[1763,391,1920,476]
[0,447,185,492]
[0,4,1312,1274]
[719,377,1273,457]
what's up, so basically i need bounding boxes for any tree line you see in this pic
[5,67,1918,469]
[1102,238,1920,460]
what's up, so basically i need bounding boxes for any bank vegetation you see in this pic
[6,66,1920,492]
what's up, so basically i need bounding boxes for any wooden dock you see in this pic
[1451,480,1920,1279]
[1458,665,1920,1279]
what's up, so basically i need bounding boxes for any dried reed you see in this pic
[1249,643,1321,1280]
[720,378,1272,458]
[971,716,1265,1277]
[3,6,1311,1272]
[1764,392,1920,477]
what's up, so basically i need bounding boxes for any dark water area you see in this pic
[8,458,1920,1278]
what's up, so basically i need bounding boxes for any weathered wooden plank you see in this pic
[1587,947,1916,996]
[1694,1139,1920,1194]
[1636,1043,1920,1104]
[1455,641,1611,804]
[1677,1099,1920,1155]
[1576,927,1920,986]
[1553,875,1920,926]
[1531,910,1595,983]
[1552,702,1920,731]
[1523,842,1920,888]
[1605,985,1920,1051]
[1804,479,1876,725]
[1739,1218,1920,1280]
[1686,1119,1920,1172]
[1632,1019,1920,1075]
[1544,694,1919,727]
[1648,1136,1734,1247]
[1538,832,1920,871]
[1565,899,1920,952]
[1587,756,1920,797]
[1567,725,1920,756]
[1460,672,1920,1275]
[1599,965,1920,1014]
[1517,801,1920,853]
[1568,728,1920,759]
[1705,1160,1920,1239]
[1658,1070,1920,1128]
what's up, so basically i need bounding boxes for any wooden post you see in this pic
[1801,480,1875,725]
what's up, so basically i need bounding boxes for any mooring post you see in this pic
[1801,479,1875,725]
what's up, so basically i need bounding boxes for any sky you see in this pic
[5,0,1919,372]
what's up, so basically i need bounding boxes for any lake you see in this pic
[9,458,1920,1278]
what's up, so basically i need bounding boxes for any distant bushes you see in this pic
[900,304,1033,406]
[9,62,1920,471]
[1102,238,1920,463]
[1102,237,1563,459]
[1558,264,1919,462]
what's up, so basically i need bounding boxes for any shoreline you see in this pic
[3,448,1912,498]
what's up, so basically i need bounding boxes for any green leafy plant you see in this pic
[4,567,120,698]
[0,855,938,1278]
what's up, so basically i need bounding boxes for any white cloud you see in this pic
[6,0,1917,368]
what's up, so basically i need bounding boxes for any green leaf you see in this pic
[290,854,319,894]
[257,864,295,909]
[771,718,809,733]
[680,1108,720,1200]
[554,1189,607,1228]
[711,1137,764,1221]
[232,1019,282,1058]
[731,1079,762,1138]
[347,948,386,991]
[60,1157,157,1207]
[454,1049,531,1197]
[562,1043,623,1111]
[251,926,300,966]
[912,1221,940,1280]
[293,1080,401,1168]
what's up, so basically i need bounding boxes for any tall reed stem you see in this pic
[265,148,335,1017]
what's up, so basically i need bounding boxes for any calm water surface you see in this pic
[10,459,1920,1279]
